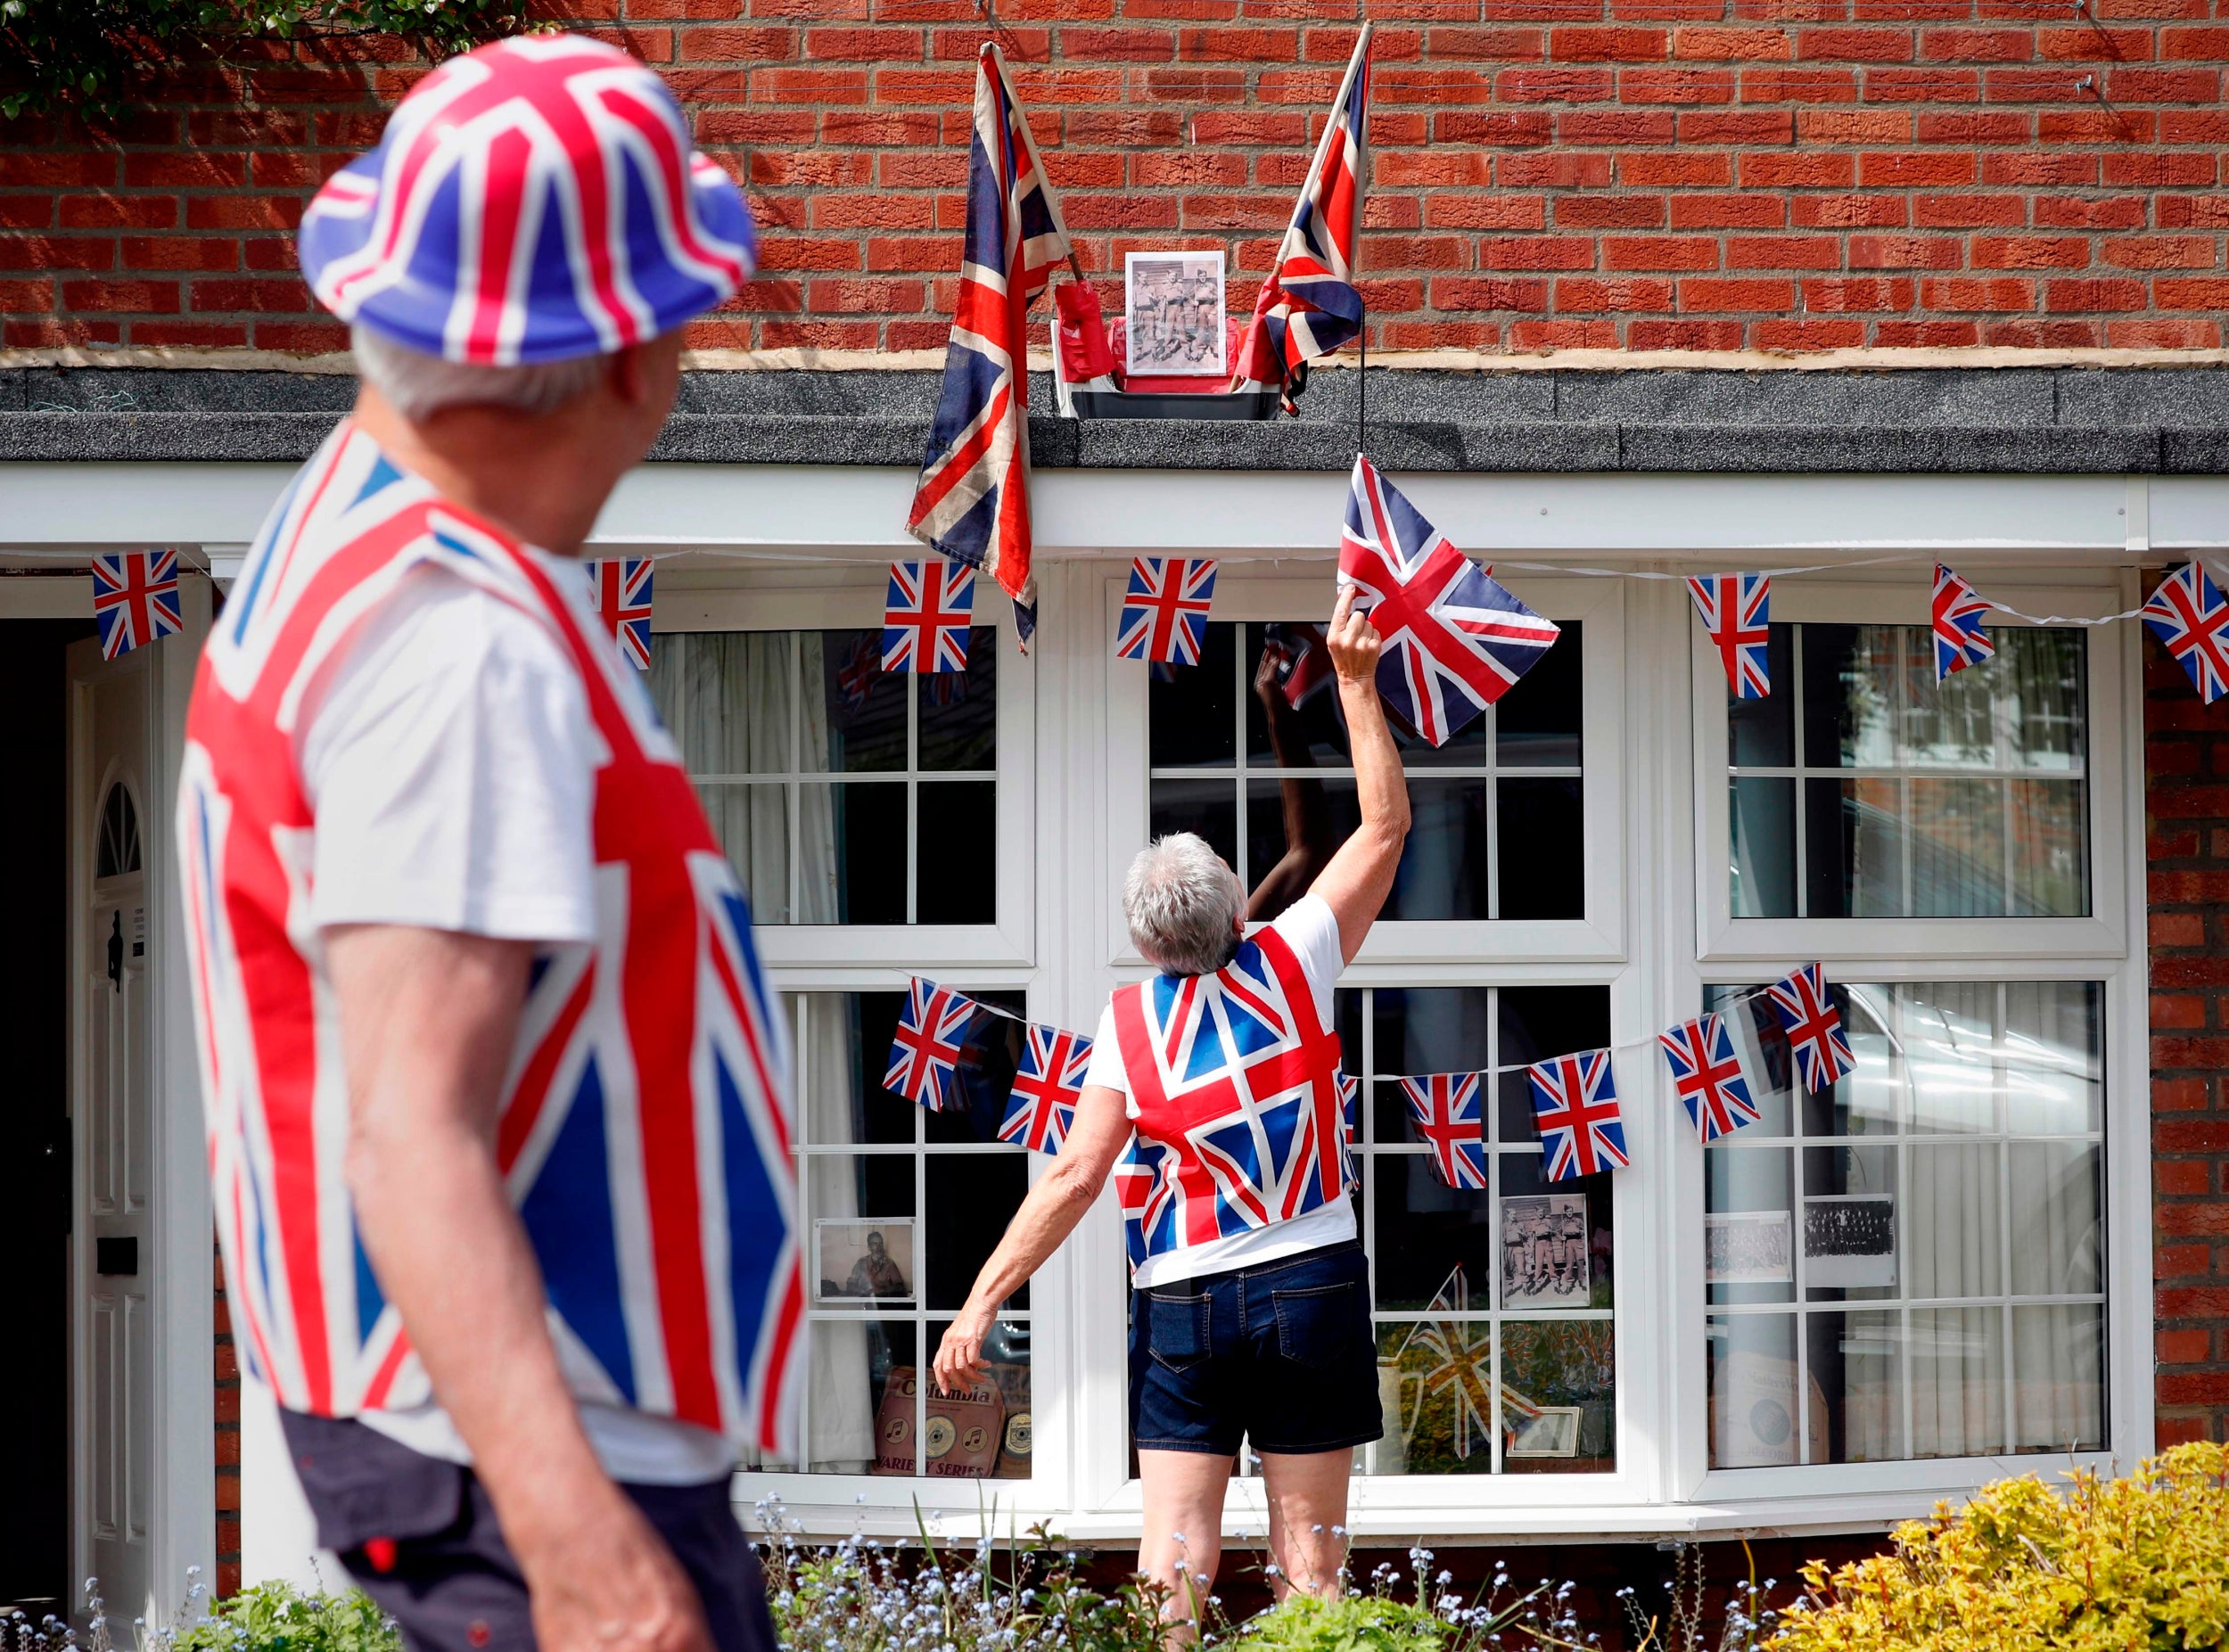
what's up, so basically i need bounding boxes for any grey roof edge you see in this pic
[4,366,2228,474]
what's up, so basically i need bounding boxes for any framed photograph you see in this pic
[1804,1194,1896,1288]
[1505,1404,1583,1459]
[1123,251,1227,377]
[814,1219,916,1304]
[1499,1193,1591,1309]
[1706,1210,1794,1285]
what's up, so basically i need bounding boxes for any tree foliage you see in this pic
[0,0,530,119]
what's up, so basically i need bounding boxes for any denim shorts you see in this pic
[1129,1240,1384,1457]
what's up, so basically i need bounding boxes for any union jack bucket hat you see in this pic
[298,34,756,366]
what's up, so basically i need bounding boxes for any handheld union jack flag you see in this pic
[1689,574,1771,699]
[1657,1014,1760,1144]
[1930,564,1995,683]
[2143,563,2229,705]
[1764,964,1855,1094]
[904,44,1072,641]
[1116,558,1220,666]
[884,977,983,1112]
[1401,1073,1489,1191]
[92,550,184,660]
[585,557,654,671]
[1001,1023,1091,1154]
[1340,456,1560,746]
[1527,1049,1628,1182]
[1230,25,1371,415]
[883,560,976,674]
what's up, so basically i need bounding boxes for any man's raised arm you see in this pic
[1307,585,1412,965]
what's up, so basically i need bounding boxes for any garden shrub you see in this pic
[1772,1442,2229,1652]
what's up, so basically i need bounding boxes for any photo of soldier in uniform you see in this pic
[1123,251,1227,376]
[816,1219,917,1303]
[1498,1194,1590,1308]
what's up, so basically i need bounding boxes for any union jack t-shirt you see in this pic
[1085,893,1353,1288]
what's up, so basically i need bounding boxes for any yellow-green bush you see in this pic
[1771,1442,2229,1652]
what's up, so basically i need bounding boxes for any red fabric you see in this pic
[1054,282,1116,382]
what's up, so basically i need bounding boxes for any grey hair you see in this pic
[350,325,607,422]
[1123,833,1245,977]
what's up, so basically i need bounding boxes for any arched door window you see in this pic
[95,781,142,881]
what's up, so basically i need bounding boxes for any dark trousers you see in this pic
[280,1410,777,1652]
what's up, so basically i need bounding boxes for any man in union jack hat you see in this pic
[933,586,1412,1633]
[177,35,790,1652]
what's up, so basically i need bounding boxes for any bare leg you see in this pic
[1139,1448,1235,1643]
[1257,1448,1354,1600]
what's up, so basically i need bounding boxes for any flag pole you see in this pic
[1358,299,1367,456]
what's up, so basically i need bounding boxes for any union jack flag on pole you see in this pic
[1116,557,1220,666]
[1764,963,1855,1094]
[1527,1049,1629,1182]
[1340,456,1561,746]
[883,559,976,674]
[1689,573,1771,699]
[904,44,1072,643]
[1657,1014,1760,1144]
[585,557,654,671]
[1230,24,1371,415]
[2143,562,2229,705]
[884,977,983,1112]
[1930,563,1995,682]
[92,550,185,660]
[1401,1073,1489,1191]
[1001,1023,1091,1154]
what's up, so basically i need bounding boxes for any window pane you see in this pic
[1905,1143,2001,1298]
[918,629,998,771]
[1246,622,1355,767]
[1908,777,2008,917]
[806,1317,913,1474]
[1150,621,1235,768]
[808,990,919,1146]
[917,782,996,925]
[1803,1144,1898,1303]
[1247,776,1362,910]
[1374,1319,1494,1475]
[1498,777,1583,920]
[1803,776,1903,917]
[1731,777,1796,917]
[1707,1145,1795,1307]
[1394,780,1489,920]
[1372,1156,1494,1311]
[808,1154,916,1241]
[2011,1303,2103,1453]
[1371,987,1494,1085]
[697,783,789,925]
[2010,778,2086,916]
[1148,778,1237,873]
[1707,1311,1809,1467]
[1801,624,1899,768]
[2004,982,2102,1133]
[799,782,906,925]
[1903,983,1996,1134]
[925,1319,1033,1478]
[925,1155,1030,1311]
[1808,1311,1901,1464]
[1911,1306,2003,1459]
[1728,625,1795,767]
[1498,1155,1613,1311]
[2009,1143,2102,1297]
[646,631,792,774]
[2004,628,2087,769]
[1500,987,1612,1073]
[1497,621,1582,768]
[1501,1319,1615,1474]
[808,629,906,774]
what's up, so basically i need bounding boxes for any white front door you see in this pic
[70,638,158,1629]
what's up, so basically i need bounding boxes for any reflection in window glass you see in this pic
[1725,624,2087,918]
[1704,980,2105,1466]
[1340,983,1614,1476]
[785,991,1031,1478]
[1149,621,1583,923]
[647,629,998,925]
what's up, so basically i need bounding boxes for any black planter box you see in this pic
[1069,388,1279,421]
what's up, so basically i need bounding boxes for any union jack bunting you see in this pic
[884,977,983,1112]
[298,37,756,366]
[1400,1073,1489,1191]
[585,557,654,671]
[1688,573,1771,699]
[1001,1023,1091,1155]
[1764,963,1855,1094]
[92,549,184,660]
[2142,562,2229,705]
[904,44,1072,641]
[1340,456,1560,746]
[883,560,976,674]
[1229,24,1372,415]
[1930,563,1995,683]
[1657,1014,1760,1144]
[1116,557,1220,666]
[1263,622,1337,709]
[835,632,884,718]
[1526,1049,1629,1182]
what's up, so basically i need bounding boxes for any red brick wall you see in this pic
[4,3,2229,356]
[2148,596,2229,1449]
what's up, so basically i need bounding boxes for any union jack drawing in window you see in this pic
[93,550,184,660]
[1400,1073,1489,1191]
[1115,557,1219,666]
[883,559,976,675]
[1000,1023,1090,1154]
[1657,1013,1760,1144]
[1526,1049,1628,1182]
[1339,456,1560,747]
[2142,562,2229,705]
[585,557,654,671]
[1764,963,1855,1095]
[884,977,983,1112]
[1929,563,1995,683]
[1687,573,1770,699]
